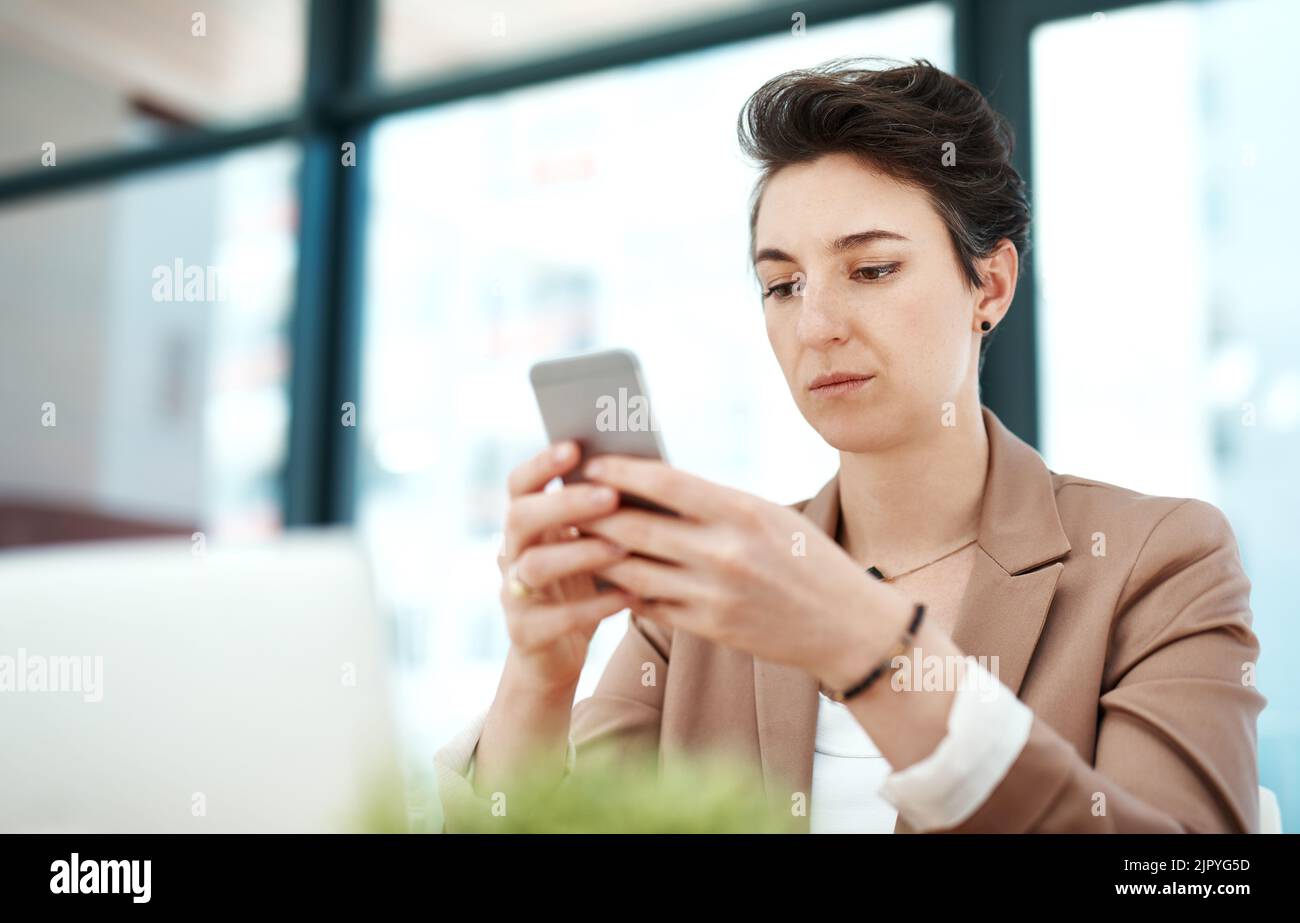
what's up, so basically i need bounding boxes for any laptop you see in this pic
[0,529,405,833]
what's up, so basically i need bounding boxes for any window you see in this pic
[1031,0,1299,831]
[0,144,299,543]
[379,0,761,85]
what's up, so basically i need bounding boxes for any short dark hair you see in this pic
[737,56,1031,374]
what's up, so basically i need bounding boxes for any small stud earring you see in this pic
[980,320,992,331]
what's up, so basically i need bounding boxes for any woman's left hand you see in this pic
[578,455,916,690]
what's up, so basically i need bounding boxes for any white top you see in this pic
[809,690,899,833]
[811,657,1035,833]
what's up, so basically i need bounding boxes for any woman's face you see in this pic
[754,152,1014,453]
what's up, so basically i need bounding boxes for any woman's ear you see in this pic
[973,238,1018,329]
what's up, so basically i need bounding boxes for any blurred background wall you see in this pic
[0,0,1296,830]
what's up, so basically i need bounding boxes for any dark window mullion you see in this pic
[951,0,1042,446]
[284,0,376,526]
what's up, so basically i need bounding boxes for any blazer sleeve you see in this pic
[933,497,1268,833]
[878,658,1036,829]
[432,611,672,832]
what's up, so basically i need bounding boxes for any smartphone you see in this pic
[529,348,674,517]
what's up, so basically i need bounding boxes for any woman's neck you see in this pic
[836,405,989,573]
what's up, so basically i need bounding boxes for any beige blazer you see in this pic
[436,405,1267,833]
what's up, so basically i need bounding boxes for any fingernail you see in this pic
[553,442,573,462]
[585,459,606,478]
[590,486,616,505]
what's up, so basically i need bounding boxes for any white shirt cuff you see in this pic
[877,657,1034,830]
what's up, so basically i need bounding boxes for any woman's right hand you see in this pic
[497,440,633,693]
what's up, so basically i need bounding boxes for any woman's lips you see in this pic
[809,374,875,396]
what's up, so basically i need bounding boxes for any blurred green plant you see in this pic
[353,744,801,834]
[350,765,412,834]
[451,745,799,834]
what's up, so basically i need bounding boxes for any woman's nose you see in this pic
[795,277,851,346]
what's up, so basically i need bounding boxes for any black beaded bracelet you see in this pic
[825,602,927,703]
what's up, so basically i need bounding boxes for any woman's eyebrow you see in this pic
[753,228,910,265]
[828,228,911,252]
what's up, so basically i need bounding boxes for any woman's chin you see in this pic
[806,412,903,454]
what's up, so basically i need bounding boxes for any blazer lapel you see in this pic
[754,471,835,834]
[754,405,1071,834]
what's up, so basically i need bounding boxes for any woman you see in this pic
[434,58,1266,833]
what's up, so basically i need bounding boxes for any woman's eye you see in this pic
[759,263,894,300]
[855,263,900,282]
[764,281,798,300]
